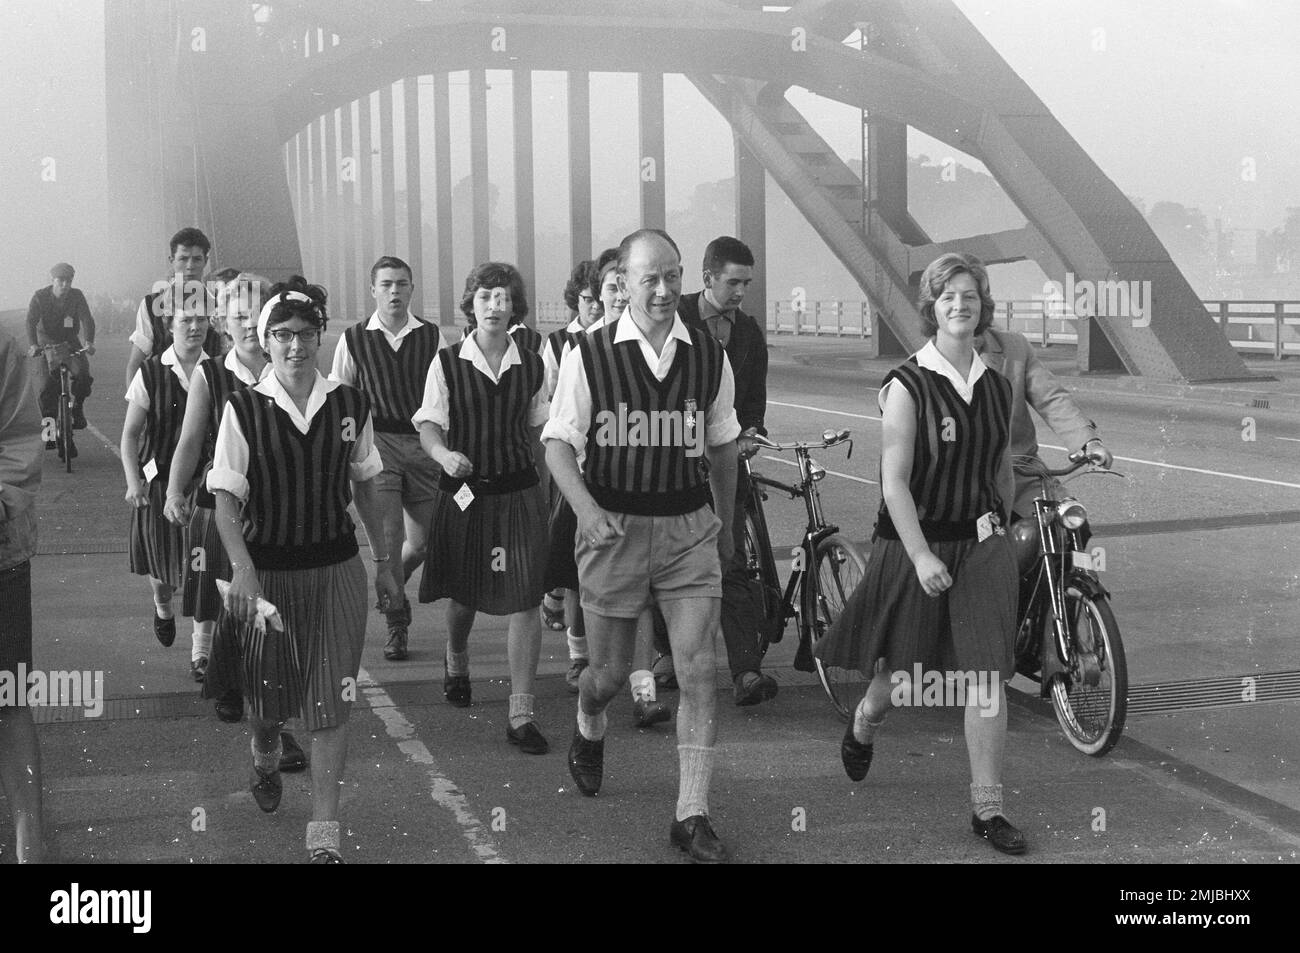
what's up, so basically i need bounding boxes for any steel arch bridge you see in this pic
[104,0,1250,381]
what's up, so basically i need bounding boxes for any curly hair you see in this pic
[563,260,599,312]
[263,275,329,332]
[459,261,530,327]
[590,247,620,300]
[917,253,996,337]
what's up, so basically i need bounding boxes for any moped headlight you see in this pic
[808,459,827,482]
[1057,498,1087,530]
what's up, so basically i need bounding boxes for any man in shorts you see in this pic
[545,228,740,863]
[330,256,450,659]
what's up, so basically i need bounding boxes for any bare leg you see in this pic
[400,501,433,585]
[309,725,349,821]
[446,600,475,655]
[0,707,44,863]
[577,612,638,715]
[659,597,720,749]
[965,683,1006,788]
[506,607,542,696]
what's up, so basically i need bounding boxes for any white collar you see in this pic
[565,317,586,334]
[458,330,523,385]
[612,313,693,349]
[161,344,210,391]
[223,348,267,386]
[365,311,422,335]
[915,340,986,404]
[252,369,341,434]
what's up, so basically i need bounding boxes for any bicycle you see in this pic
[1010,451,1128,756]
[740,428,869,720]
[39,343,90,473]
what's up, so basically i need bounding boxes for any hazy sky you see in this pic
[1,0,1296,306]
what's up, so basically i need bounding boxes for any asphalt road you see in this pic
[3,323,1298,864]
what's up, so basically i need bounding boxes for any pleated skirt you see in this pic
[543,485,580,592]
[181,504,229,623]
[235,555,368,731]
[128,480,184,588]
[813,533,1018,681]
[419,482,548,616]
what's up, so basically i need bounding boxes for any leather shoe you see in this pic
[565,657,588,694]
[278,731,307,772]
[72,405,87,430]
[153,614,176,647]
[309,848,343,864]
[669,814,730,863]
[506,720,550,755]
[214,689,243,723]
[734,671,779,707]
[250,766,282,813]
[567,730,604,796]
[444,656,471,707]
[632,698,671,728]
[651,652,678,692]
[383,628,409,661]
[840,721,873,782]
[972,813,1028,855]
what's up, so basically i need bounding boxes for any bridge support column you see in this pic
[324,107,340,299]
[513,70,536,320]
[358,94,376,288]
[405,77,426,318]
[340,100,357,315]
[1078,316,1127,373]
[434,72,455,328]
[379,83,397,255]
[308,120,325,281]
[569,72,592,265]
[866,118,912,357]
[639,74,666,230]
[470,69,491,264]
[735,134,766,334]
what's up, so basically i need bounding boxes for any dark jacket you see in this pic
[678,291,767,435]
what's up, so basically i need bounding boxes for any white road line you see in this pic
[759,454,878,485]
[357,668,506,864]
[1276,436,1300,443]
[770,397,1300,491]
[87,422,120,457]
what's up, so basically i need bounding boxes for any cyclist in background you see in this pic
[26,262,96,441]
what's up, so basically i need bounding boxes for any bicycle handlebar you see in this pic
[1014,451,1118,479]
[751,428,852,454]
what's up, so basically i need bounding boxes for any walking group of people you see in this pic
[2,220,1113,864]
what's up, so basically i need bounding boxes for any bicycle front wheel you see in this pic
[808,534,869,721]
[741,493,783,658]
[58,389,73,473]
[1049,585,1128,756]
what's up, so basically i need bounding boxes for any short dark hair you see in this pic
[702,236,754,274]
[459,261,529,326]
[590,248,620,299]
[370,256,413,285]
[210,267,242,284]
[169,227,211,256]
[265,275,328,331]
[616,228,680,273]
[564,260,599,312]
[917,253,996,337]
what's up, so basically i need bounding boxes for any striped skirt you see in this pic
[128,479,184,589]
[182,504,230,623]
[544,485,580,592]
[814,533,1018,681]
[235,556,368,731]
[419,482,548,616]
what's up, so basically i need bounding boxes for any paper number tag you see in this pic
[976,513,993,542]
[143,459,159,483]
[453,483,475,511]
[64,316,75,329]
[1072,550,1095,571]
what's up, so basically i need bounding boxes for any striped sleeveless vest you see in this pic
[578,319,724,516]
[143,291,224,358]
[438,344,544,492]
[193,358,254,509]
[137,357,191,483]
[343,319,442,433]
[876,358,1013,539]
[226,384,371,569]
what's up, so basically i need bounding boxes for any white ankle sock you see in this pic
[508,693,535,730]
[154,599,174,620]
[446,646,469,676]
[629,669,655,703]
[192,623,214,660]
[305,820,340,853]
[972,783,1003,821]
[251,734,282,773]
[577,707,607,741]
[567,629,588,662]
[675,745,714,821]
[852,697,885,744]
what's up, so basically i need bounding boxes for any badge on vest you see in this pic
[453,483,475,512]
[976,511,1005,542]
[143,459,159,483]
[683,398,697,432]
[64,316,75,329]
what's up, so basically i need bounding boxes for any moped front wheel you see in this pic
[1049,586,1127,756]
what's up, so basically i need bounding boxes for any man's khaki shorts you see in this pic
[576,505,722,619]
[373,430,441,504]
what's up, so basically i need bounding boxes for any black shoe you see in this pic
[651,652,678,692]
[309,848,343,864]
[72,406,87,430]
[632,698,672,728]
[214,690,244,723]
[567,730,604,796]
[734,671,779,707]
[45,439,56,450]
[191,657,208,683]
[972,813,1028,855]
[565,657,588,694]
[669,815,730,863]
[840,721,873,782]
[506,720,550,755]
[153,614,176,648]
[278,731,307,772]
[383,627,409,661]
[444,673,471,708]
[250,766,282,813]
[793,638,816,673]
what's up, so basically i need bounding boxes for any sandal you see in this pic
[541,592,566,631]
